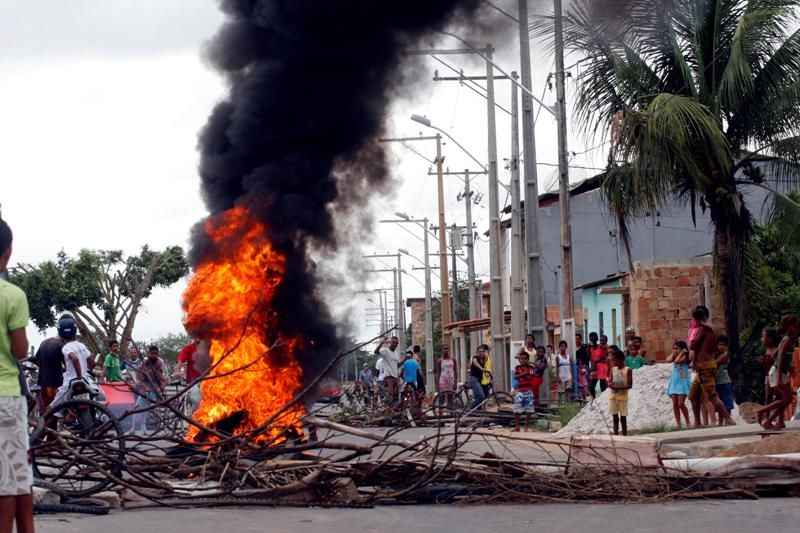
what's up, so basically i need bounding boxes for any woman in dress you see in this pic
[435,345,457,411]
[666,341,691,428]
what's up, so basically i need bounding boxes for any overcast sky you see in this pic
[1,0,601,349]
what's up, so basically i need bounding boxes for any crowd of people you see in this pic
[359,305,800,437]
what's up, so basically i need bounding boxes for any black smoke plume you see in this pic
[190,0,481,384]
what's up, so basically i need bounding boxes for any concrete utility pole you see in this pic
[421,219,433,389]
[485,44,508,391]
[554,0,574,322]
[428,167,482,355]
[396,253,406,345]
[451,223,459,321]
[365,255,405,352]
[510,71,525,346]
[380,216,436,390]
[518,0,546,344]
[462,170,479,354]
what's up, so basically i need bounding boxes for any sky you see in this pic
[0,0,602,349]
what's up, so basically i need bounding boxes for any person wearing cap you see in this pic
[0,218,34,533]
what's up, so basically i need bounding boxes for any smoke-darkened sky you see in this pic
[1,0,600,349]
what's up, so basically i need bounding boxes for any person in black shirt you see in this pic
[33,329,67,414]
[575,333,589,367]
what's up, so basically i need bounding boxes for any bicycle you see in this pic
[431,379,514,417]
[399,381,426,425]
[139,379,193,437]
[28,377,126,498]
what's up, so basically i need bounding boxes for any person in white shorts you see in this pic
[0,218,34,533]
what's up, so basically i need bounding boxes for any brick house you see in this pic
[579,256,724,359]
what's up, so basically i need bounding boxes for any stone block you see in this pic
[676,276,690,287]
[662,289,674,298]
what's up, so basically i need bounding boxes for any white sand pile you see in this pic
[555,364,744,438]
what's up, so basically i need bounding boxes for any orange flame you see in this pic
[182,206,304,443]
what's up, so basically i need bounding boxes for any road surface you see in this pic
[36,499,799,533]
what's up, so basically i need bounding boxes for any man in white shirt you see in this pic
[53,313,103,406]
[374,336,400,400]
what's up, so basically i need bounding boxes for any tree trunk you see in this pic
[714,224,747,404]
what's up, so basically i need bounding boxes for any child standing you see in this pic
[512,352,536,432]
[576,360,589,401]
[666,341,691,428]
[714,336,734,422]
[609,349,633,436]
[556,340,573,403]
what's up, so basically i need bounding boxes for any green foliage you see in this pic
[10,246,188,354]
[556,402,583,428]
[741,190,800,401]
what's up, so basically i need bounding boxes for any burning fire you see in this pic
[182,206,304,443]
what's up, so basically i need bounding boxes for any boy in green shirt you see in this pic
[624,343,649,369]
[101,339,124,382]
[0,218,34,533]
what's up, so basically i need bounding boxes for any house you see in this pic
[577,256,725,359]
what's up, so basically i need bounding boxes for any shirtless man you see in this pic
[688,306,734,426]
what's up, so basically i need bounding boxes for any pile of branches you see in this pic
[29,332,800,509]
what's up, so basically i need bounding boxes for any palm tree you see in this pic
[541,0,800,402]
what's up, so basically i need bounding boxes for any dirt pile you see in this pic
[555,364,744,437]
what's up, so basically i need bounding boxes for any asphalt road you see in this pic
[35,499,799,533]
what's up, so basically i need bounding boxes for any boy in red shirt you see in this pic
[513,352,537,432]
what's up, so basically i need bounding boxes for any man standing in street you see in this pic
[0,218,34,533]
[374,336,400,401]
[101,339,125,383]
[33,323,67,417]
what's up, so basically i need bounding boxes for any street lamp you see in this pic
[411,114,488,173]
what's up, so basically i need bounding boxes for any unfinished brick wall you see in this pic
[630,257,725,360]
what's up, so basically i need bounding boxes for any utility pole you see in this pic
[379,216,436,390]
[435,135,452,343]
[486,44,507,391]
[396,253,406,348]
[421,218,434,390]
[518,0,546,344]
[378,135,450,350]
[451,224,459,322]
[554,0,574,322]
[510,71,524,346]
[463,169,478,355]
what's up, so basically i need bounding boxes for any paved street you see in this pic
[36,499,800,533]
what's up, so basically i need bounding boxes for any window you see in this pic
[599,311,604,336]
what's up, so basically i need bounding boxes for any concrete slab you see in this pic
[644,420,800,445]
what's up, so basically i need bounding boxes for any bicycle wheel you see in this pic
[430,391,465,416]
[32,399,125,498]
[485,391,515,413]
